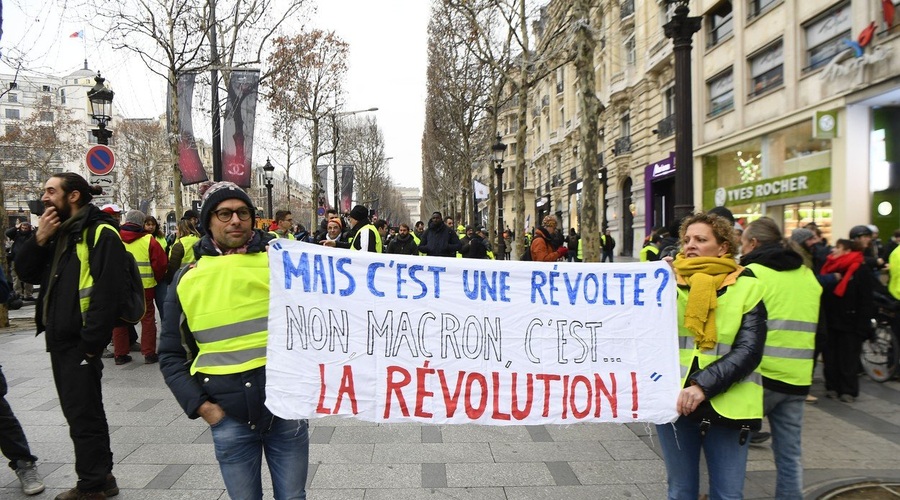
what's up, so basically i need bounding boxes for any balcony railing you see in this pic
[656,114,675,139]
[541,95,550,108]
[620,0,635,19]
[614,136,632,156]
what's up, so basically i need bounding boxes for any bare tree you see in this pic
[115,119,172,212]
[263,30,348,227]
[339,116,386,207]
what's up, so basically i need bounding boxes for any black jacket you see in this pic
[159,230,275,423]
[5,226,34,261]
[387,233,418,255]
[418,222,461,257]
[821,256,876,335]
[15,205,125,354]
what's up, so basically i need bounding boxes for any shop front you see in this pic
[643,152,675,235]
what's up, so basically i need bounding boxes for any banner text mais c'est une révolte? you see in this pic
[265,240,681,425]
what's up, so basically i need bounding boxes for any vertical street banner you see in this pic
[341,166,354,213]
[317,165,331,210]
[222,70,260,188]
[169,73,208,185]
[265,241,681,425]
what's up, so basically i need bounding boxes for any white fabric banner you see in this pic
[265,240,681,425]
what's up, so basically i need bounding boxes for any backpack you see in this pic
[86,224,146,325]
[519,235,543,261]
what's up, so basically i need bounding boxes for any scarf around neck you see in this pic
[820,251,863,297]
[671,253,741,350]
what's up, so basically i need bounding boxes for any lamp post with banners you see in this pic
[87,73,115,145]
[664,0,701,225]
[263,158,275,219]
[491,133,507,248]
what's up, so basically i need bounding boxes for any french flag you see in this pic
[69,31,83,39]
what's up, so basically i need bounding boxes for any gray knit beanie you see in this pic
[125,210,146,226]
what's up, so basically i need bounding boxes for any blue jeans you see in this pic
[657,417,749,500]
[764,389,805,500]
[210,414,309,500]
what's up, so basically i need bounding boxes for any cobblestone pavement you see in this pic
[2,303,900,499]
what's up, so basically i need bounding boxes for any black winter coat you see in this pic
[418,223,461,257]
[387,234,418,255]
[15,205,125,354]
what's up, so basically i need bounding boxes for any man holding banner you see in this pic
[158,181,309,500]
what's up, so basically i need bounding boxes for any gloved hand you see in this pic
[557,246,568,257]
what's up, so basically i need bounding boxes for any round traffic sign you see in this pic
[317,207,326,216]
[86,145,116,176]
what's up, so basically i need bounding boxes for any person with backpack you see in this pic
[566,228,579,262]
[530,216,568,262]
[112,210,168,366]
[14,173,121,500]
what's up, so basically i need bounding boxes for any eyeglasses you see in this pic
[213,207,252,222]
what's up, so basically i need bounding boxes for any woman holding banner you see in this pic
[658,212,767,500]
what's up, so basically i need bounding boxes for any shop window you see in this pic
[708,1,733,48]
[749,40,783,97]
[748,0,779,20]
[60,89,66,104]
[707,69,734,117]
[803,2,851,72]
[783,201,832,242]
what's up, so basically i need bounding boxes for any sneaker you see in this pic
[750,431,771,445]
[839,394,855,403]
[143,353,159,364]
[805,394,818,404]
[101,348,114,359]
[130,342,141,352]
[15,460,44,495]
[54,488,105,500]
[105,473,119,497]
[114,355,132,366]
[825,390,838,399]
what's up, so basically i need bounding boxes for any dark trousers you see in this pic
[601,250,614,262]
[50,348,113,491]
[823,328,862,397]
[0,366,36,469]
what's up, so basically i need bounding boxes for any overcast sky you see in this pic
[1,0,430,190]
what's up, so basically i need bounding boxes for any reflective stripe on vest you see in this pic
[676,274,765,420]
[125,234,156,288]
[177,234,201,265]
[348,224,383,252]
[177,252,269,375]
[75,223,121,324]
[746,263,822,387]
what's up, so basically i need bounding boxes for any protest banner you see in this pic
[265,240,681,425]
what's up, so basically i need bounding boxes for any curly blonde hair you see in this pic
[678,212,738,256]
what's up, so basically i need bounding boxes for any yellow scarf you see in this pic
[671,253,741,350]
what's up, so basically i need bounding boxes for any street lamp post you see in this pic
[491,133,507,249]
[263,158,275,219]
[664,0,702,224]
[87,73,115,145]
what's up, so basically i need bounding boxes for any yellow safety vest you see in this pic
[75,223,122,324]
[124,234,156,289]
[640,245,659,262]
[177,234,201,265]
[746,263,821,387]
[177,252,269,376]
[155,235,168,254]
[349,224,383,252]
[890,246,900,300]
[676,274,765,420]
[577,239,583,260]
[268,231,296,240]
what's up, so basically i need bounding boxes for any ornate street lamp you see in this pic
[87,73,115,145]
[491,133,507,248]
[664,0,702,224]
[263,158,275,219]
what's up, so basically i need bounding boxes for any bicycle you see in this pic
[860,292,900,382]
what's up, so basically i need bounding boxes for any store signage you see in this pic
[647,153,675,180]
[813,110,838,139]
[821,45,893,83]
[712,168,831,206]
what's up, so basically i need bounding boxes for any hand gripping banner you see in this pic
[265,241,681,425]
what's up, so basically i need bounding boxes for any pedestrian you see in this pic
[322,205,381,252]
[464,227,490,259]
[640,231,663,262]
[566,228,579,262]
[418,211,461,257]
[503,230,512,260]
[374,219,389,252]
[14,172,120,500]
[600,229,616,262]
[269,210,296,240]
[319,217,347,246]
[159,181,309,499]
[4,221,35,300]
[821,234,876,403]
[164,219,202,284]
[530,216,568,262]
[740,217,822,499]
[111,210,167,365]
[387,223,418,255]
[657,212,766,500]
[144,215,169,319]
[458,225,475,258]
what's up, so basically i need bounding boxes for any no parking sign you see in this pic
[86,145,116,176]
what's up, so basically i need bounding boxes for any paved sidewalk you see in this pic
[1,303,900,499]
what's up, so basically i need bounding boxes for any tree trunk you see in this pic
[513,0,529,258]
[310,117,321,227]
[574,0,601,262]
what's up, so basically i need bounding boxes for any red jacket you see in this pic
[120,223,168,286]
[530,227,563,262]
